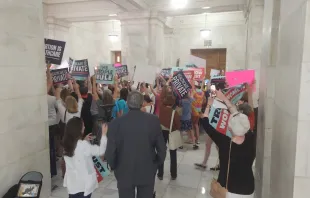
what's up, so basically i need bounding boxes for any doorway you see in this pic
[190,48,227,79]
[111,51,122,64]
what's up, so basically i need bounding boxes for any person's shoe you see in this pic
[194,163,207,169]
[157,176,163,181]
[171,176,177,180]
[210,165,220,171]
[196,141,200,144]
[179,146,184,149]
[193,144,199,150]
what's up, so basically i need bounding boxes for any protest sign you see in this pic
[189,55,206,68]
[68,57,74,68]
[208,84,247,138]
[133,65,157,84]
[210,69,220,78]
[160,68,172,78]
[226,70,255,90]
[190,68,205,81]
[115,65,128,78]
[92,156,110,183]
[185,64,198,68]
[70,59,89,80]
[172,67,194,82]
[45,39,66,65]
[171,71,192,99]
[96,64,115,84]
[50,68,68,85]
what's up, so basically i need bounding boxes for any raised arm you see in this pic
[92,75,99,101]
[87,76,92,94]
[46,64,53,93]
[72,79,82,99]
[113,74,119,99]
[246,81,255,109]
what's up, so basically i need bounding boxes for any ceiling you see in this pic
[43,0,246,22]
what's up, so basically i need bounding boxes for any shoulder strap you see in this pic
[226,141,233,189]
[149,105,153,113]
[64,110,67,123]
[169,110,176,133]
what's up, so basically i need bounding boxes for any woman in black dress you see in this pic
[200,90,255,198]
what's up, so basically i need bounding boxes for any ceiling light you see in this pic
[202,6,210,9]
[200,29,211,39]
[109,14,117,17]
[108,34,119,42]
[171,0,187,9]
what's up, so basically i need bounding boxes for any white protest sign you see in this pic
[189,55,206,68]
[210,69,220,78]
[133,65,157,84]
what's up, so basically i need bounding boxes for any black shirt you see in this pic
[81,93,93,135]
[201,117,255,195]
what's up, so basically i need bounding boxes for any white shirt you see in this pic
[56,98,84,123]
[63,135,107,196]
[48,95,59,126]
[144,105,154,114]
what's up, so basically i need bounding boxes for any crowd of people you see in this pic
[47,64,257,198]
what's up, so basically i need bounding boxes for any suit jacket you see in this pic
[105,110,166,188]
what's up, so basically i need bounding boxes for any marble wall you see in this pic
[167,12,246,71]
[0,0,51,197]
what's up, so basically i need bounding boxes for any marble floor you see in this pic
[50,136,219,198]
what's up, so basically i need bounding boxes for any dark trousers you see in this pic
[157,130,177,178]
[69,192,91,198]
[118,185,154,198]
[49,125,58,177]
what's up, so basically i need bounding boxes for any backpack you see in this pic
[97,100,115,122]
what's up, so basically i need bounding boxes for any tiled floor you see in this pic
[50,136,219,198]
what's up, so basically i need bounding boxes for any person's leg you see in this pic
[49,125,57,177]
[157,130,168,179]
[136,184,155,198]
[118,186,135,198]
[192,116,200,144]
[69,192,91,198]
[195,135,213,169]
[170,149,177,179]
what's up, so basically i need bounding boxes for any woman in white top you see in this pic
[55,79,84,123]
[63,117,108,198]
[141,94,154,114]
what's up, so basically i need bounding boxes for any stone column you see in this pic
[0,0,51,197]
[120,11,165,75]
[255,0,280,198]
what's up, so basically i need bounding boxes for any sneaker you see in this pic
[179,146,184,149]
[171,176,177,180]
[210,165,220,171]
[193,144,199,150]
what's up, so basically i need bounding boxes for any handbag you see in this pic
[210,141,232,198]
[168,110,183,150]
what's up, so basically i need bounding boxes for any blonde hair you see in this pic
[65,96,78,113]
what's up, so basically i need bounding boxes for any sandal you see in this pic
[194,163,207,169]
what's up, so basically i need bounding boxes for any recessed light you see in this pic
[171,0,187,9]
[109,14,117,17]
[202,6,211,9]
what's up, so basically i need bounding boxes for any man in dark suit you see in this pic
[105,90,166,198]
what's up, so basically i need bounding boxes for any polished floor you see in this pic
[50,136,219,198]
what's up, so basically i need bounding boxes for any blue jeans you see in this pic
[69,193,91,198]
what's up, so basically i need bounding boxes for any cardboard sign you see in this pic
[189,55,206,68]
[96,64,115,84]
[185,64,198,68]
[44,39,66,65]
[225,70,255,90]
[160,68,172,78]
[92,156,110,183]
[190,68,205,81]
[115,65,128,78]
[50,68,68,85]
[133,65,157,84]
[171,71,192,99]
[70,59,89,80]
[208,84,247,138]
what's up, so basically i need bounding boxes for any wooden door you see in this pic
[190,49,226,79]
[113,51,122,64]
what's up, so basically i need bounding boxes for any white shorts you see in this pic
[226,192,254,198]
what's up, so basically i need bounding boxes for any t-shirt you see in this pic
[117,99,129,115]
[180,98,194,121]
[57,98,84,123]
[201,117,255,195]
[191,89,204,117]
[47,95,59,126]
[81,93,93,135]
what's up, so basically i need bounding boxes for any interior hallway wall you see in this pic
[0,1,51,197]
[167,11,246,71]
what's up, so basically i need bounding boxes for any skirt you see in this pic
[180,120,192,131]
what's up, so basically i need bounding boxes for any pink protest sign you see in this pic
[226,70,255,89]
[114,63,121,67]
